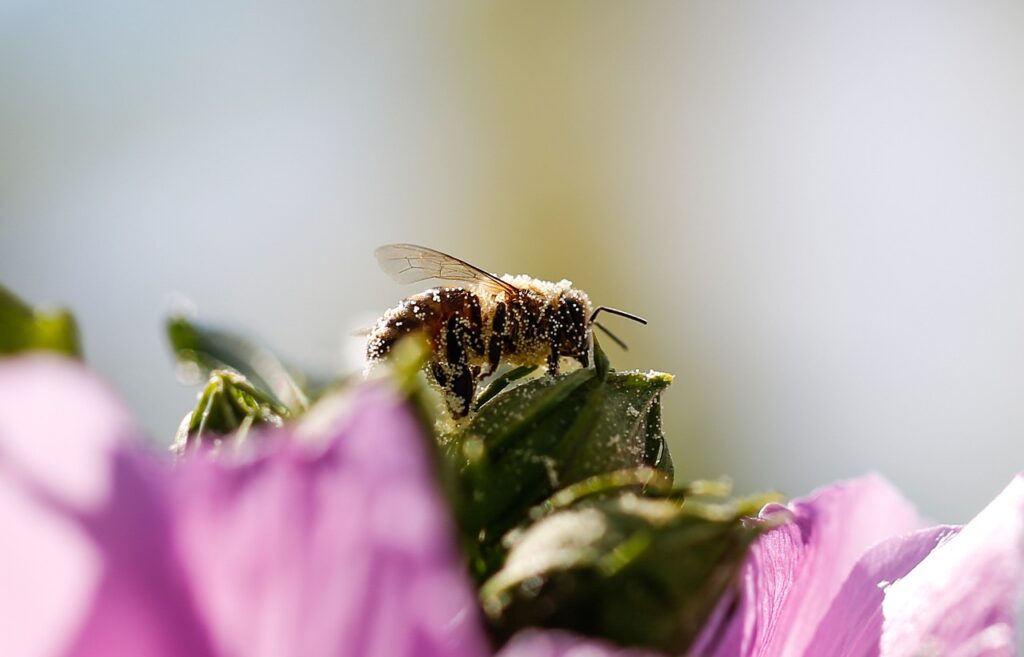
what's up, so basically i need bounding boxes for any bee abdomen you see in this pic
[366,287,483,362]
[367,286,493,417]
[366,292,440,362]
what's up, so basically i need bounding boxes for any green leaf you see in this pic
[0,284,81,358]
[480,489,780,654]
[447,355,674,580]
[171,369,288,454]
[167,314,311,413]
[527,467,674,519]
[473,365,539,411]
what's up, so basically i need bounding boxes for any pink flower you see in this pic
[0,355,487,657]
[1,355,1021,657]
[499,630,663,657]
[693,475,1024,657]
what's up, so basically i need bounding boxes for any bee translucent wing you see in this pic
[374,243,519,295]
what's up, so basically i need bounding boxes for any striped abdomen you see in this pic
[366,287,484,363]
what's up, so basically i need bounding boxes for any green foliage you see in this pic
[418,338,781,654]
[480,488,778,654]
[167,315,312,414]
[445,340,675,581]
[166,314,333,451]
[0,285,81,357]
[171,369,288,454]
[473,365,539,411]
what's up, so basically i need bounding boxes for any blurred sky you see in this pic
[1,1,1023,522]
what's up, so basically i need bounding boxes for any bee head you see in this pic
[552,291,591,368]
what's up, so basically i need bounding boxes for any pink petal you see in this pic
[171,382,489,657]
[59,451,218,657]
[694,474,925,657]
[802,525,960,657]
[0,355,215,657]
[880,475,1024,657]
[0,355,111,657]
[498,629,664,657]
[0,355,133,508]
[0,357,489,657]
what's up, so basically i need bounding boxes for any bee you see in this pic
[366,243,646,417]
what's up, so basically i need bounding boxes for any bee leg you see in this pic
[430,362,448,387]
[487,302,507,374]
[547,344,560,375]
[486,339,502,376]
[449,365,475,417]
[445,315,475,417]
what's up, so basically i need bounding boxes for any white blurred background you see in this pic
[1,1,1022,522]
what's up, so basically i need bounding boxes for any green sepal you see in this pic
[473,365,539,411]
[0,285,81,358]
[167,314,313,413]
[446,340,674,580]
[171,369,289,454]
[480,488,781,654]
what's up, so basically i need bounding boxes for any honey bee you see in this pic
[366,244,646,418]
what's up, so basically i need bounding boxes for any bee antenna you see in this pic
[590,306,648,325]
[594,321,629,350]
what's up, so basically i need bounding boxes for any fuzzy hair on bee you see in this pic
[366,244,645,418]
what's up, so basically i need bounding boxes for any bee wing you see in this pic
[374,243,519,296]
